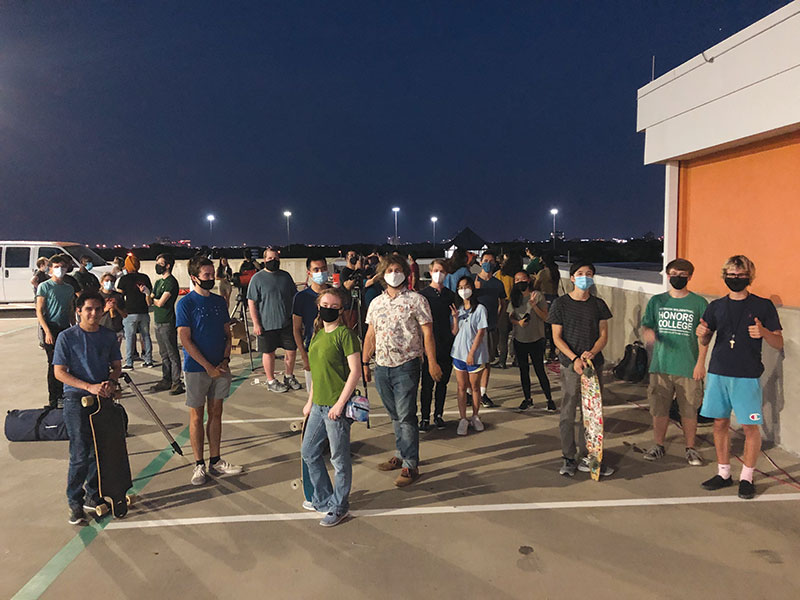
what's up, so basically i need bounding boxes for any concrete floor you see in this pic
[2,315,800,600]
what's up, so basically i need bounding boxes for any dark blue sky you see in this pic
[0,1,788,247]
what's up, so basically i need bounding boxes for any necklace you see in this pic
[726,295,750,349]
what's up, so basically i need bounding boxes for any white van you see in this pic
[0,241,112,303]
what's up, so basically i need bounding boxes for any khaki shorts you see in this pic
[648,373,703,418]
[185,371,232,408]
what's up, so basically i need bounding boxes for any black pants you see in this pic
[544,294,557,359]
[43,323,66,408]
[514,338,552,402]
[420,354,452,420]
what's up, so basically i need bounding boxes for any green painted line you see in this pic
[12,368,253,600]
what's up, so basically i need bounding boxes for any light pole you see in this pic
[550,208,558,250]
[206,214,215,242]
[392,206,400,243]
[283,211,292,247]
[430,216,438,244]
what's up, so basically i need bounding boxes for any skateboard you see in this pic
[82,395,133,517]
[290,414,314,503]
[580,358,604,481]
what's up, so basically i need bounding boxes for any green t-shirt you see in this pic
[36,279,75,329]
[308,325,361,407]
[641,291,708,378]
[153,275,179,324]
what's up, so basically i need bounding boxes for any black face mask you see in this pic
[513,281,529,293]
[155,264,166,275]
[265,259,280,271]
[319,307,340,323]
[724,276,749,292]
[349,257,358,266]
[669,275,688,290]
[197,279,215,290]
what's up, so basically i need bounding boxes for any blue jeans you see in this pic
[63,397,99,509]
[374,358,421,469]
[301,404,352,514]
[123,313,152,366]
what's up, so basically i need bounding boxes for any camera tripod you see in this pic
[230,290,256,371]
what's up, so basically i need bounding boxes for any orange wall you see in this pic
[678,129,800,307]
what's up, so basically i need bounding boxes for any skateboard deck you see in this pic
[85,395,133,517]
[290,414,313,503]
[580,359,604,481]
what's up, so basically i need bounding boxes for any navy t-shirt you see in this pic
[176,291,230,372]
[292,287,319,350]
[475,276,506,331]
[703,294,781,379]
[52,325,122,398]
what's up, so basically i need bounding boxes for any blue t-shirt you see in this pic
[451,304,489,364]
[52,325,122,398]
[444,267,473,293]
[36,279,75,329]
[176,291,230,372]
[292,287,319,350]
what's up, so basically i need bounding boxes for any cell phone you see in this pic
[522,313,530,322]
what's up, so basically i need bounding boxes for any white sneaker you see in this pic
[470,415,484,432]
[208,459,243,476]
[457,418,469,436]
[302,500,327,513]
[191,463,207,486]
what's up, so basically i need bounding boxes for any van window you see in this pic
[4,247,31,268]
[38,247,63,260]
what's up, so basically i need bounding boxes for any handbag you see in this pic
[345,390,370,424]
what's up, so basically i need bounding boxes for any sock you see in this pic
[268,379,277,384]
[195,459,205,467]
[466,388,472,395]
[718,463,731,480]
[209,456,221,466]
[480,387,487,396]
[740,465,755,483]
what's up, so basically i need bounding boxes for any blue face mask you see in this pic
[311,271,328,285]
[85,262,94,271]
[574,276,594,290]
[482,262,493,273]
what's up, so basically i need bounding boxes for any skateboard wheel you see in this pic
[126,495,134,507]
[95,503,110,517]
[290,479,301,490]
[290,421,302,432]
[81,395,96,407]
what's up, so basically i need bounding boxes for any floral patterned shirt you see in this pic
[366,288,433,367]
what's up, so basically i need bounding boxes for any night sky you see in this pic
[0,1,788,247]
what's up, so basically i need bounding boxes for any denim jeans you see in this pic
[43,323,66,408]
[155,322,181,384]
[63,396,99,509]
[123,313,152,366]
[374,358,421,469]
[301,403,352,514]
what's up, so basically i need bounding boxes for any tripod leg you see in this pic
[121,373,184,455]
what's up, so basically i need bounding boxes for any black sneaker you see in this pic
[150,380,172,393]
[701,474,734,491]
[169,382,185,395]
[518,399,533,410]
[68,505,87,526]
[142,361,156,368]
[546,400,557,412]
[738,480,756,499]
[481,394,495,408]
[419,419,430,432]
[122,364,134,371]
[434,416,446,430]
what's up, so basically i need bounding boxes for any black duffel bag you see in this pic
[613,341,649,383]
[4,403,129,442]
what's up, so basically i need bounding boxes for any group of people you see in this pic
[45,246,782,528]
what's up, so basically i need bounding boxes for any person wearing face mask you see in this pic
[293,256,331,390]
[450,276,489,435]
[116,254,155,369]
[31,256,51,295]
[419,259,456,430]
[301,288,362,527]
[640,259,709,466]
[74,255,101,293]
[362,255,442,487]
[58,256,82,296]
[177,255,243,486]
[247,247,301,393]
[473,250,507,408]
[150,253,184,395]
[508,272,555,412]
[98,272,127,345]
[36,255,77,408]
[547,260,614,478]
[696,255,783,500]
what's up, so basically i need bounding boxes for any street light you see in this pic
[283,211,292,247]
[550,208,558,250]
[430,216,438,244]
[392,207,400,243]
[206,214,215,240]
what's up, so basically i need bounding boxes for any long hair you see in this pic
[510,271,531,308]
[500,254,523,278]
[376,255,411,286]
[455,276,477,313]
[449,248,468,272]
[312,287,350,334]
[542,253,560,285]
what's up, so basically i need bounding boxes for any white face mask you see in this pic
[384,272,405,288]
[103,280,114,291]
[458,288,472,300]
[431,271,445,284]
[52,267,64,279]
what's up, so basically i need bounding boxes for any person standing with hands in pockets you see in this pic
[301,288,362,527]
[696,255,782,499]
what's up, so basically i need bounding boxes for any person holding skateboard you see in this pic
[640,258,709,466]
[696,255,782,499]
[177,256,243,486]
[52,291,122,525]
[547,261,614,478]
[301,288,362,527]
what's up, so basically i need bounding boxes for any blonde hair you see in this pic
[313,287,349,334]
[722,255,755,280]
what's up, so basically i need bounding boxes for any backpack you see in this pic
[613,341,648,383]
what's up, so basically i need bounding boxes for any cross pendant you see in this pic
[729,337,735,349]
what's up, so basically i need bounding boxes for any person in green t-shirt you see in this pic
[640,258,709,466]
[302,288,362,527]
[149,253,184,395]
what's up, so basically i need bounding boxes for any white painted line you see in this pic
[106,492,800,530]
[0,325,36,337]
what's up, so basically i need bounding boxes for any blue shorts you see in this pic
[452,358,485,373]
[700,373,763,425]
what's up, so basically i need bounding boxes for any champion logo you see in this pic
[749,413,761,421]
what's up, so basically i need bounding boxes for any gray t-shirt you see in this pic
[508,291,547,344]
[246,269,296,331]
